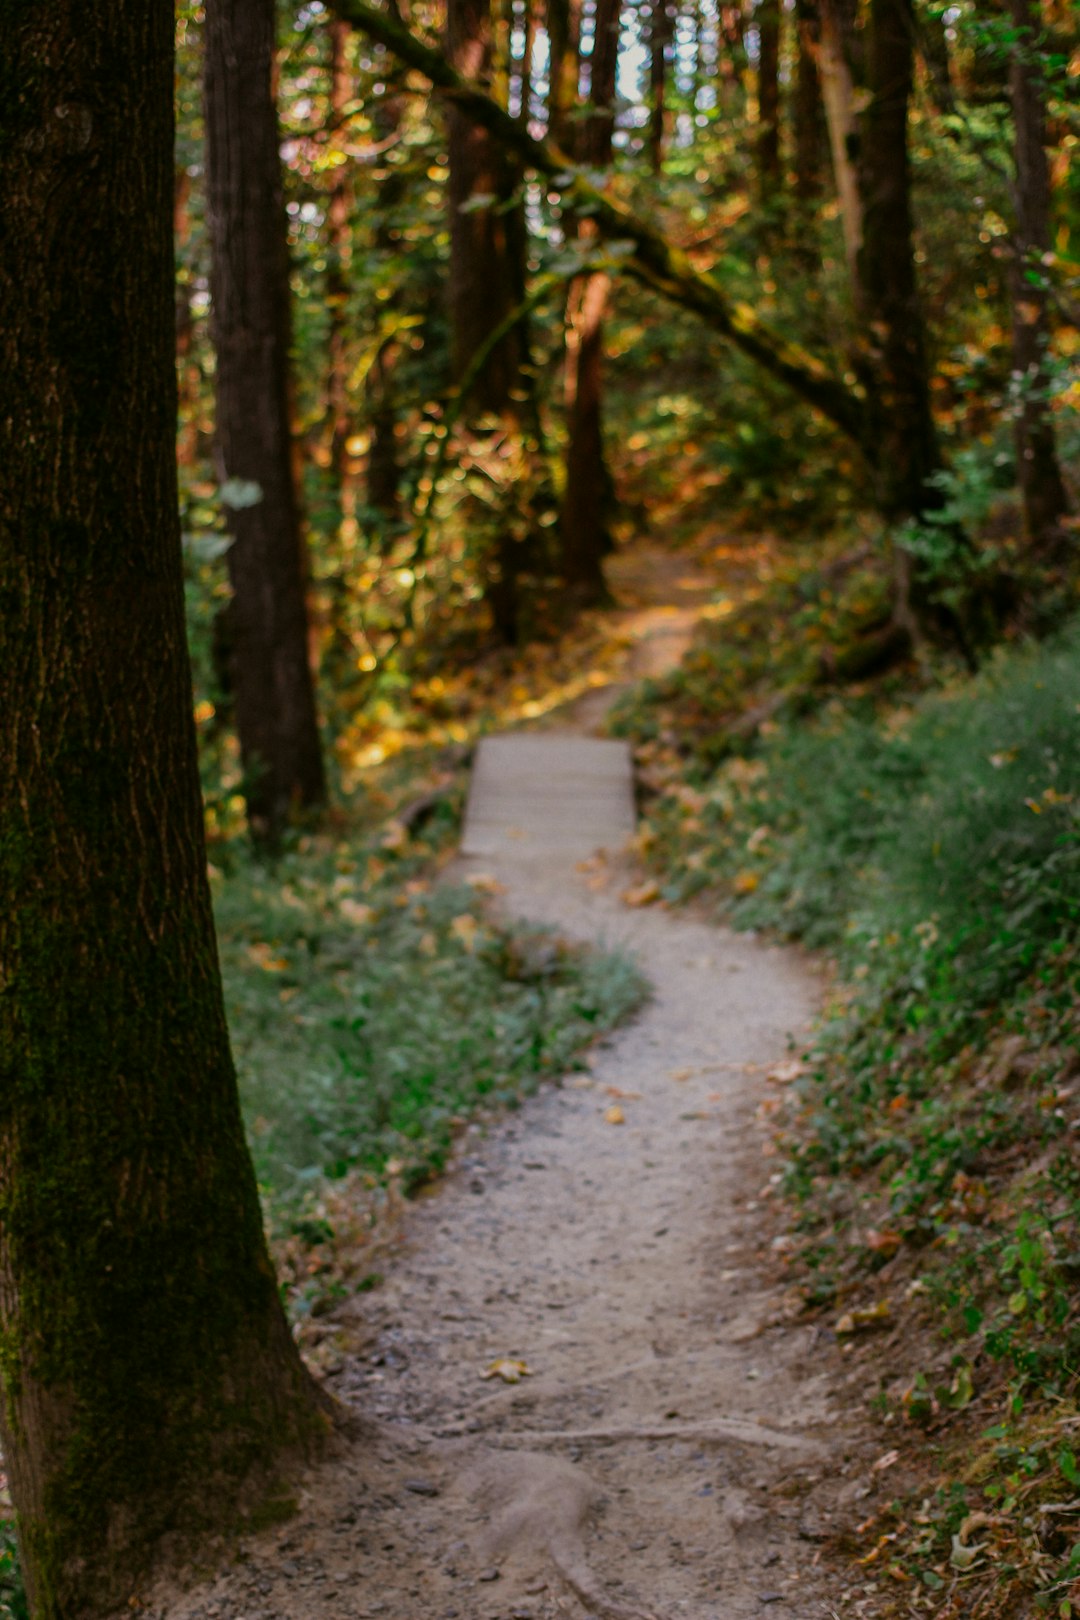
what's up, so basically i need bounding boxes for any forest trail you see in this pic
[157,543,859,1620]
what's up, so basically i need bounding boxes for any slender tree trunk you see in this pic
[649,0,674,173]
[448,0,540,641]
[367,83,407,529]
[1008,0,1071,551]
[718,1,748,113]
[326,16,354,483]
[0,7,331,1616]
[205,0,325,842]
[516,0,534,122]
[755,0,782,200]
[854,0,940,523]
[561,0,622,604]
[793,0,825,202]
[810,0,863,283]
[546,0,581,143]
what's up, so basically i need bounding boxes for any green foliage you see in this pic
[0,1518,27,1620]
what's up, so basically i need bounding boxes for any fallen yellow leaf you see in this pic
[604,1105,626,1125]
[480,1357,532,1384]
[733,870,759,895]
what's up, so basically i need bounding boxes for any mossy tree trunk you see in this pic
[205,0,326,842]
[0,7,332,1616]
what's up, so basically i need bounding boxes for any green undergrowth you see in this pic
[626,598,1080,1614]
[0,1518,27,1620]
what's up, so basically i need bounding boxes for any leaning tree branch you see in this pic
[327,0,872,454]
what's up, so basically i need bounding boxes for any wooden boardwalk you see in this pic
[460,733,636,860]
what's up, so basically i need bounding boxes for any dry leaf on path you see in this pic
[670,1067,695,1082]
[604,1105,626,1125]
[767,1060,803,1085]
[621,879,660,908]
[480,1358,532,1384]
[465,872,507,895]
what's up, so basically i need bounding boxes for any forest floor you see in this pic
[149,534,893,1620]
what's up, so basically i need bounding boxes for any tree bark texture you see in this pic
[205,0,325,840]
[854,0,941,520]
[0,7,331,1616]
[1008,0,1071,550]
[755,0,782,199]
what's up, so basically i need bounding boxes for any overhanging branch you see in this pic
[328,0,872,452]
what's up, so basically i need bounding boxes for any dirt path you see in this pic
[155,547,861,1620]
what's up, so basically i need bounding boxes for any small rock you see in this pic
[629,1540,648,1552]
[477,1567,501,1582]
[404,1478,440,1497]
[758,1596,784,1606]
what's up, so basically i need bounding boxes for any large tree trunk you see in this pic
[1008,0,1071,552]
[205,0,325,842]
[560,0,622,607]
[755,0,782,200]
[854,0,941,523]
[0,7,331,1616]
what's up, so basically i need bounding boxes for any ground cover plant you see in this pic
[620,588,1080,1614]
